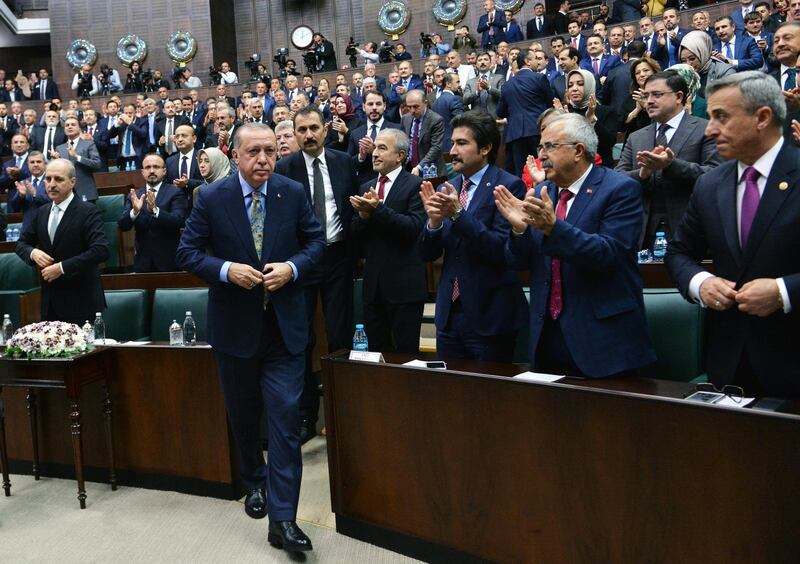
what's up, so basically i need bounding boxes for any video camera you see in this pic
[208,66,223,85]
[378,41,394,64]
[244,53,262,81]
[171,65,185,85]
[419,33,434,57]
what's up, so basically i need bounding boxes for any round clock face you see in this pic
[291,26,314,49]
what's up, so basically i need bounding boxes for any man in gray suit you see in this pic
[52,116,102,202]
[401,89,446,177]
[462,51,506,118]
[615,70,724,248]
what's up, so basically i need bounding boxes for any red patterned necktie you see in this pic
[548,189,574,320]
[377,175,389,200]
[450,178,471,302]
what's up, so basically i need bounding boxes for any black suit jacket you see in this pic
[526,16,554,39]
[16,196,109,323]
[156,115,191,157]
[0,88,26,103]
[346,119,403,186]
[118,183,188,272]
[165,151,204,199]
[666,141,800,397]
[29,124,66,154]
[352,170,426,304]
[84,125,110,172]
[275,149,359,243]
[769,67,800,147]
[32,80,60,101]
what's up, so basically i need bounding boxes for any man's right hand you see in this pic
[699,276,738,311]
[31,248,54,268]
[129,188,145,214]
[227,262,266,289]
[358,136,374,161]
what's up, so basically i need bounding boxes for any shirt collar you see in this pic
[54,191,75,212]
[147,182,163,193]
[302,150,326,168]
[381,165,403,184]
[662,109,686,131]
[467,163,490,188]
[238,172,267,198]
[562,164,594,196]
[15,152,28,162]
[180,147,194,161]
[737,136,784,182]
[369,116,385,128]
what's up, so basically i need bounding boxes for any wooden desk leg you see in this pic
[103,383,117,491]
[0,393,10,496]
[26,388,40,480]
[69,398,87,509]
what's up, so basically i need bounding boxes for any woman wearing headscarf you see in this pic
[556,69,619,166]
[668,63,703,117]
[324,94,363,151]
[678,31,736,118]
[193,147,232,202]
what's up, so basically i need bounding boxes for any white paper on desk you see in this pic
[715,396,756,408]
[513,371,564,383]
[121,341,151,346]
[402,359,446,369]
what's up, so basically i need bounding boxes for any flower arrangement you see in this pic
[3,321,90,359]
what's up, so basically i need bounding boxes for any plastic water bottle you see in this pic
[637,249,653,264]
[0,314,12,345]
[183,311,196,346]
[93,312,106,344]
[653,232,668,262]
[82,320,94,343]
[169,320,183,346]
[352,324,368,352]
[12,226,19,241]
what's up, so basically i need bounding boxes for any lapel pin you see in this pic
[779,181,789,191]
[277,192,282,198]
[586,188,593,194]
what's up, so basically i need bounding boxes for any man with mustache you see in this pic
[118,154,187,272]
[495,113,654,377]
[275,120,300,158]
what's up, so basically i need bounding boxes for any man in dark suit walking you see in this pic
[16,158,109,325]
[350,129,426,353]
[667,72,800,398]
[616,71,724,248]
[419,112,528,362]
[275,107,360,441]
[176,123,325,552]
[118,154,187,272]
[497,50,552,177]
[346,91,402,186]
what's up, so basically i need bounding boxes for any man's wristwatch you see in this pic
[451,208,463,223]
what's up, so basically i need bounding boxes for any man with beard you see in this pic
[432,73,465,152]
[347,91,402,185]
[119,153,187,272]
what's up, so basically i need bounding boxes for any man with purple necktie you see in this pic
[667,72,800,398]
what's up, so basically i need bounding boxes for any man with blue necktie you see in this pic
[712,16,764,71]
[131,98,161,155]
[7,151,47,231]
[177,123,325,553]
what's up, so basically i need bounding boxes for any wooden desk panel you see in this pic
[322,354,800,563]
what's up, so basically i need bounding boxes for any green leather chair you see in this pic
[103,222,121,268]
[642,288,706,382]
[150,288,209,341]
[97,194,125,223]
[104,289,149,342]
[0,253,40,330]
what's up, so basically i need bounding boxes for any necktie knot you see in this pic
[558,188,574,205]
[742,166,760,184]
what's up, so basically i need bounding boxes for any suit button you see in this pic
[538,313,544,319]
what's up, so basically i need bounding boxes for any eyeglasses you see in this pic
[694,383,745,403]
[645,90,675,100]
[536,141,579,154]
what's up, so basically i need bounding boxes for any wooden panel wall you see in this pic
[47,0,215,99]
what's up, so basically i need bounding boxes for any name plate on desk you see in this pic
[349,350,385,363]
[513,371,564,383]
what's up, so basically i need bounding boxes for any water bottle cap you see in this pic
[3,314,9,319]
[655,232,665,236]
[185,311,192,316]
[95,312,101,316]
[355,324,364,329]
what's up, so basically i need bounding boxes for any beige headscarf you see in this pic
[198,147,231,184]
[567,69,596,110]
[679,31,713,74]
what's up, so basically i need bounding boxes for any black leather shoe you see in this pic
[299,415,317,445]
[268,520,313,552]
[244,488,267,519]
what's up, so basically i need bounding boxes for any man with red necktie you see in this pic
[667,71,800,398]
[495,113,654,377]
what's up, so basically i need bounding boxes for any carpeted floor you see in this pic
[0,437,419,563]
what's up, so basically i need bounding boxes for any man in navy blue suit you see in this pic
[176,123,325,552]
[7,150,47,232]
[118,154,187,272]
[419,111,528,362]
[164,125,204,203]
[657,8,690,69]
[495,113,655,377]
[32,68,60,101]
[386,61,424,122]
[667,72,800,398]
[0,134,31,192]
[566,21,588,57]
[110,104,147,170]
[431,73,465,152]
[347,91,402,186]
[579,36,621,99]
[497,50,552,177]
[744,11,774,70]
[712,16,764,71]
[477,0,507,49]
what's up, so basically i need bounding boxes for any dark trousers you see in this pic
[214,305,305,521]
[536,316,582,377]
[300,241,353,418]
[436,300,516,362]
[505,135,539,178]
[364,297,424,354]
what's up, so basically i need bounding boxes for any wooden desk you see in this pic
[0,347,116,509]
[0,241,15,254]
[1,343,239,500]
[321,353,800,563]
[94,170,145,190]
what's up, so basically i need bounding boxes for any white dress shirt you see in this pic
[374,164,403,202]
[131,182,162,219]
[302,151,343,243]
[688,137,791,312]
[655,110,685,145]
[43,191,76,274]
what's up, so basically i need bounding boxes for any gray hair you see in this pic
[362,77,376,86]
[705,70,786,127]
[376,128,410,160]
[219,106,236,119]
[546,113,598,161]
[23,109,37,118]
[274,120,295,136]
[232,122,273,151]
[403,89,427,105]
[47,157,76,180]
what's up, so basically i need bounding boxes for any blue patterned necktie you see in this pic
[250,189,265,257]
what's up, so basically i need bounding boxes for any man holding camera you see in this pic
[311,33,337,72]
[71,64,99,97]
[97,64,123,94]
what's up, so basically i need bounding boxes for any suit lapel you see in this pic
[221,177,260,264]
[293,153,312,203]
[154,184,170,208]
[741,144,799,264]
[468,166,496,212]
[714,164,742,264]
[666,113,694,153]
[261,178,284,262]
[565,166,600,224]
[325,149,345,213]
[53,198,78,245]
[383,170,407,206]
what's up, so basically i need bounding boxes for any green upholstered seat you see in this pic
[642,288,705,382]
[0,253,38,291]
[150,288,209,342]
[97,194,125,223]
[104,289,149,342]
[103,222,120,268]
